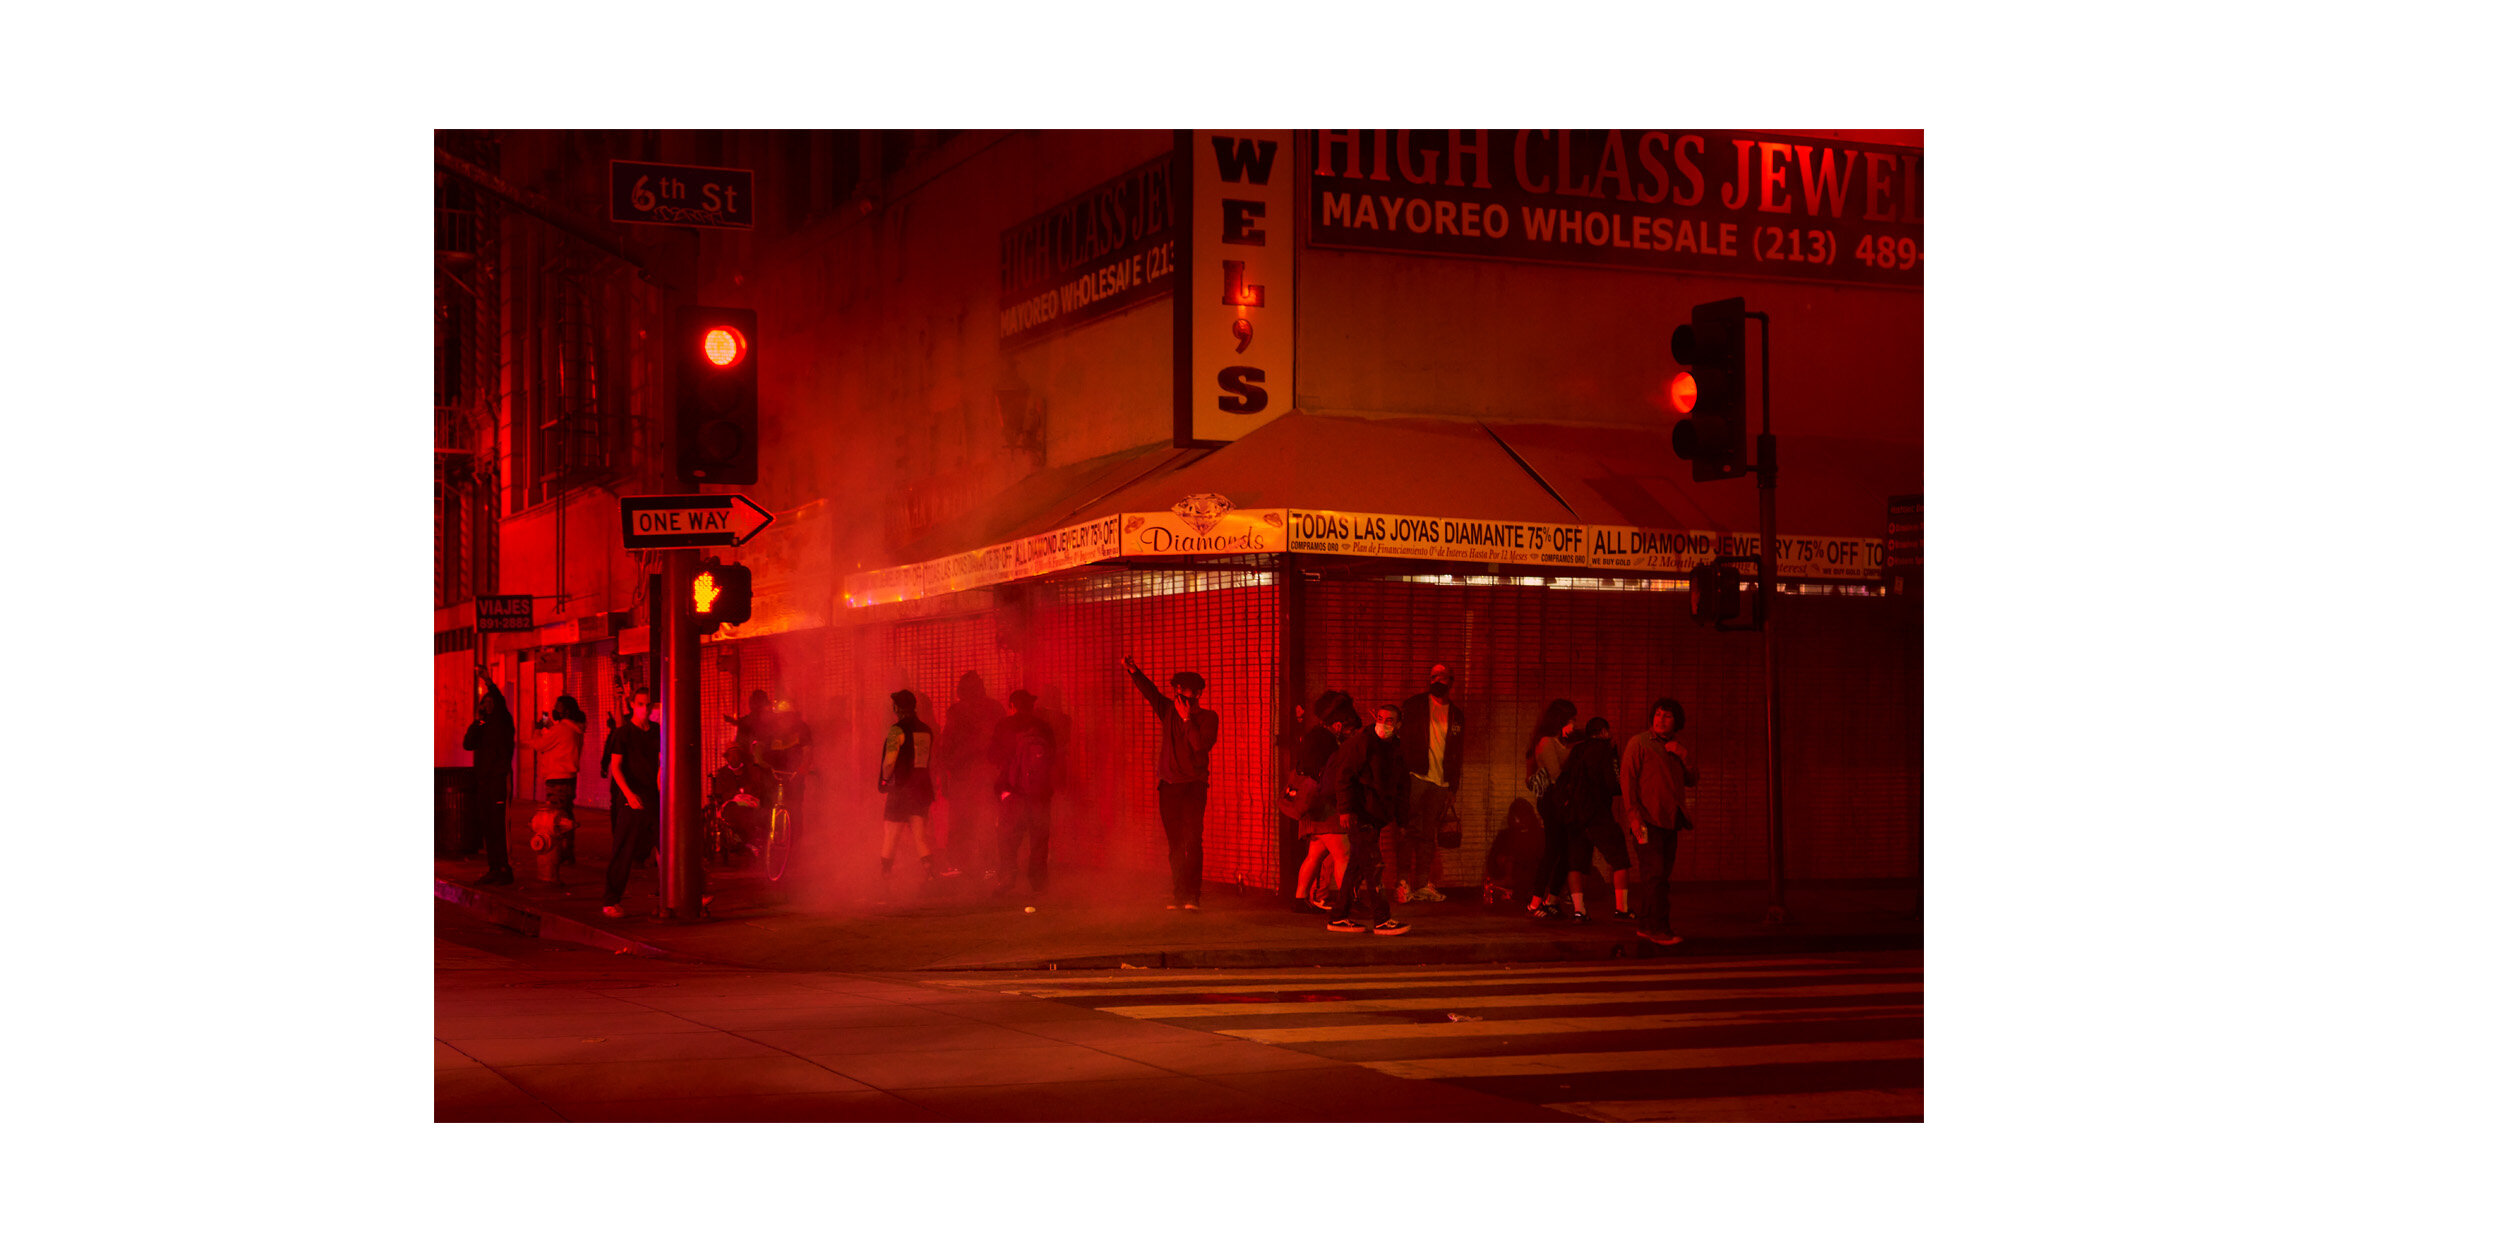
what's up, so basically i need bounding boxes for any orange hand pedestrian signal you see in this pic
[690,558,753,636]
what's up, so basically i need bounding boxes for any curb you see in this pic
[918,930,1922,972]
[435,879,678,960]
[438,879,1920,972]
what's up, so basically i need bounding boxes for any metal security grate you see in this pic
[1304,576,1918,886]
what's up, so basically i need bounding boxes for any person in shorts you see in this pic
[878,690,955,886]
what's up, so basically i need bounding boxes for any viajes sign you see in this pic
[1305,130,1923,289]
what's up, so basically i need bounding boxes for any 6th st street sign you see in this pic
[620,494,775,550]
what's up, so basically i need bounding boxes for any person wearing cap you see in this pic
[1320,702,1412,936]
[1123,655,1219,909]
[1396,662,1465,904]
[987,689,1058,897]
[878,689,955,889]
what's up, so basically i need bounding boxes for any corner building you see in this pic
[435,129,1922,897]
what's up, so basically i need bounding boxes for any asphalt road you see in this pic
[436,903,1918,1122]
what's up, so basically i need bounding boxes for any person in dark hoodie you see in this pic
[987,689,1058,898]
[1124,655,1219,910]
[1321,702,1412,936]
[461,670,517,886]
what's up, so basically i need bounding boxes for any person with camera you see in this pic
[529,694,588,866]
[1124,655,1218,910]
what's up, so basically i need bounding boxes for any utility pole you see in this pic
[1749,310,1785,926]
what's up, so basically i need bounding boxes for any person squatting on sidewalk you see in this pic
[530,694,587,867]
[1125,656,1218,910]
[599,688,666,916]
[462,671,517,886]
[1620,696,1700,946]
[1321,702,1412,936]
[878,690,955,886]
[987,689,1057,897]
[1396,662,1463,904]
[1288,690,1353,913]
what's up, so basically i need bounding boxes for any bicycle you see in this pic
[759,767,810,883]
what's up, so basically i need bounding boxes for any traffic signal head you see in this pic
[1669,297,1747,482]
[1690,559,1743,626]
[673,306,758,485]
[691,558,754,636]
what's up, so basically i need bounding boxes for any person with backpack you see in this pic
[879,690,956,889]
[1320,703,1411,936]
[1546,717,1631,923]
[1523,698,1576,919]
[988,689,1058,898]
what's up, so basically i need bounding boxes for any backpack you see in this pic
[1547,740,1613,829]
[1002,723,1053,797]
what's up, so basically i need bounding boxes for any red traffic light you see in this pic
[701,326,747,367]
[1666,371,1698,414]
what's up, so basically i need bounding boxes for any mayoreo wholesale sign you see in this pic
[998,155,1177,349]
[842,501,1880,606]
[1305,130,1922,288]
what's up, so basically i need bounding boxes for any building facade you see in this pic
[435,129,1922,894]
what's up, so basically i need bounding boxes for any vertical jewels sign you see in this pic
[1179,129,1295,445]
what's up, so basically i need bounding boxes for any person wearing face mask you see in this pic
[461,671,518,887]
[1321,703,1413,936]
[1396,663,1464,904]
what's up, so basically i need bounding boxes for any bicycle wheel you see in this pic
[762,805,794,882]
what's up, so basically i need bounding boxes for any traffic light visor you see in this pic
[701,326,748,367]
[1667,372,1698,414]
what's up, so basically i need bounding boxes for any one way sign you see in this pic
[619,493,775,550]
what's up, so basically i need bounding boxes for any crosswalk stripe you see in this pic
[1550,1088,1925,1122]
[920,957,1875,992]
[996,965,1914,1001]
[1102,980,1924,1019]
[1214,1004,1923,1045]
[1360,1038,1924,1080]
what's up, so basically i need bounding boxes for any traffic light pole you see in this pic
[662,546,704,919]
[1750,310,1786,926]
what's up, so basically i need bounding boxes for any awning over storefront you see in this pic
[844,410,1916,607]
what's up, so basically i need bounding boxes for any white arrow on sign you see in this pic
[619,493,776,549]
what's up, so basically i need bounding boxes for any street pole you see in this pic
[1750,310,1786,926]
[663,546,703,918]
[651,232,702,922]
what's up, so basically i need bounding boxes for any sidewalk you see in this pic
[436,803,1921,973]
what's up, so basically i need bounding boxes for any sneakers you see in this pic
[1291,899,1325,915]
[1611,909,1635,923]
[1413,885,1447,903]
[1528,903,1558,921]
[1636,930,1683,946]
[1394,880,1412,905]
[1570,910,1591,925]
[600,904,626,918]
[1371,918,1411,936]
[1325,918,1368,933]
